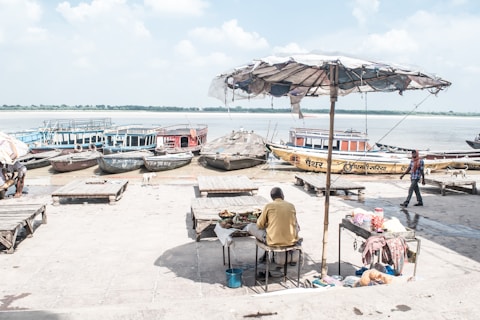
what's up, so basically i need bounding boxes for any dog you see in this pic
[446,165,468,178]
[424,167,431,175]
[142,172,156,186]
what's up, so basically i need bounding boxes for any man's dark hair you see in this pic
[270,187,284,200]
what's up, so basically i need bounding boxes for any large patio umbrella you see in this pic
[0,132,29,165]
[209,53,451,279]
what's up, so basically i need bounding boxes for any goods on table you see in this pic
[218,208,262,229]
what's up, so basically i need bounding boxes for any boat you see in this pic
[49,150,102,172]
[102,125,159,154]
[266,127,410,161]
[268,145,452,174]
[285,127,373,152]
[9,129,44,149]
[199,129,268,171]
[143,152,194,171]
[17,150,63,169]
[466,133,480,149]
[30,118,112,154]
[155,124,208,155]
[375,142,480,162]
[375,142,417,153]
[97,150,154,174]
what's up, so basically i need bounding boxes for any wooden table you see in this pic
[0,203,47,253]
[295,173,365,199]
[424,176,477,196]
[197,175,258,197]
[339,218,420,277]
[190,195,267,241]
[51,178,129,205]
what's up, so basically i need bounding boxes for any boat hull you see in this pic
[269,146,451,174]
[18,150,62,170]
[49,151,101,172]
[466,140,480,149]
[200,130,267,171]
[98,151,153,174]
[143,153,193,171]
[202,155,266,171]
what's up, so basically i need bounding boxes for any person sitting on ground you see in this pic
[246,187,301,247]
[5,160,27,198]
[0,161,15,199]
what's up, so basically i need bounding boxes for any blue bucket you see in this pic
[226,268,243,288]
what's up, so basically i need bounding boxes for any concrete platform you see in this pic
[0,169,479,319]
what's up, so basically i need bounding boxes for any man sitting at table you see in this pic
[246,187,302,265]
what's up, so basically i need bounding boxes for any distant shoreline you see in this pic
[1,105,479,117]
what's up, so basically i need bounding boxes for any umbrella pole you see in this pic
[321,65,338,279]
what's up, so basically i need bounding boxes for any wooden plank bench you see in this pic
[51,178,129,205]
[197,175,258,197]
[424,176,477,196]
[0,203,47,253]
[190,195,268,241]
[294,173,366,199]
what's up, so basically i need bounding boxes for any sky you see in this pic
[0,0,479,113]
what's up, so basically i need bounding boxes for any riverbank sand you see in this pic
[1,158,480,319]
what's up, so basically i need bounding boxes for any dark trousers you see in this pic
[406,178,422,204]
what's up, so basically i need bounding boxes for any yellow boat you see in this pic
[268,145,452,174]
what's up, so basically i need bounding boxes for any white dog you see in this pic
[142,172,156,186]
[446,166,468,179]
[424,168,431,175]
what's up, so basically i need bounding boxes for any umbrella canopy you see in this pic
[0,132,29,165]
[209,53,451,279]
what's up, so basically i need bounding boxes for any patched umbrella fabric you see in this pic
[209,53,451,279]
[0,132,29,165]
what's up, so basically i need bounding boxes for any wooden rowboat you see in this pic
[97,150,154,174]
[49,150,102,172]
[143,152,194,171]
[199,130,267,171]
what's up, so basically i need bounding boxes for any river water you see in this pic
[1,111,479,151]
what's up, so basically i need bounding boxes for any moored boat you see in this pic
[17,150,62,169]
[268,145,452,174]
[466,133,480,149]
[102,125,159,154]
[286,127,373,152]
[143,152,194,171]
[199,129,267,171]
[155,124,208,155]
[30,118,112,154]
[97,150,154,174]
[49,150,102,172]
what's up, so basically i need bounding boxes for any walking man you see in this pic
[400,150,425,207]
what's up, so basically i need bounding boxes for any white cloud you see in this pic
[175,39,196,57]
[352,0,380,26]
[144,0,209,16]
[190,19,268,50]
[362,29,418,55]
[273,43,309,55]
[0,0,45,44]
[56,0,127,23]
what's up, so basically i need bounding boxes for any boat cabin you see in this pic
[103,125,159,154]
[155,124,208,154]
[30,118,112,153]
[288,128,372,152]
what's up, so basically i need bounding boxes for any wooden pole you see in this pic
[321,65,338,279]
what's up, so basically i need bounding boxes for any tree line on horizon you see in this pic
[1,104,478,117]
